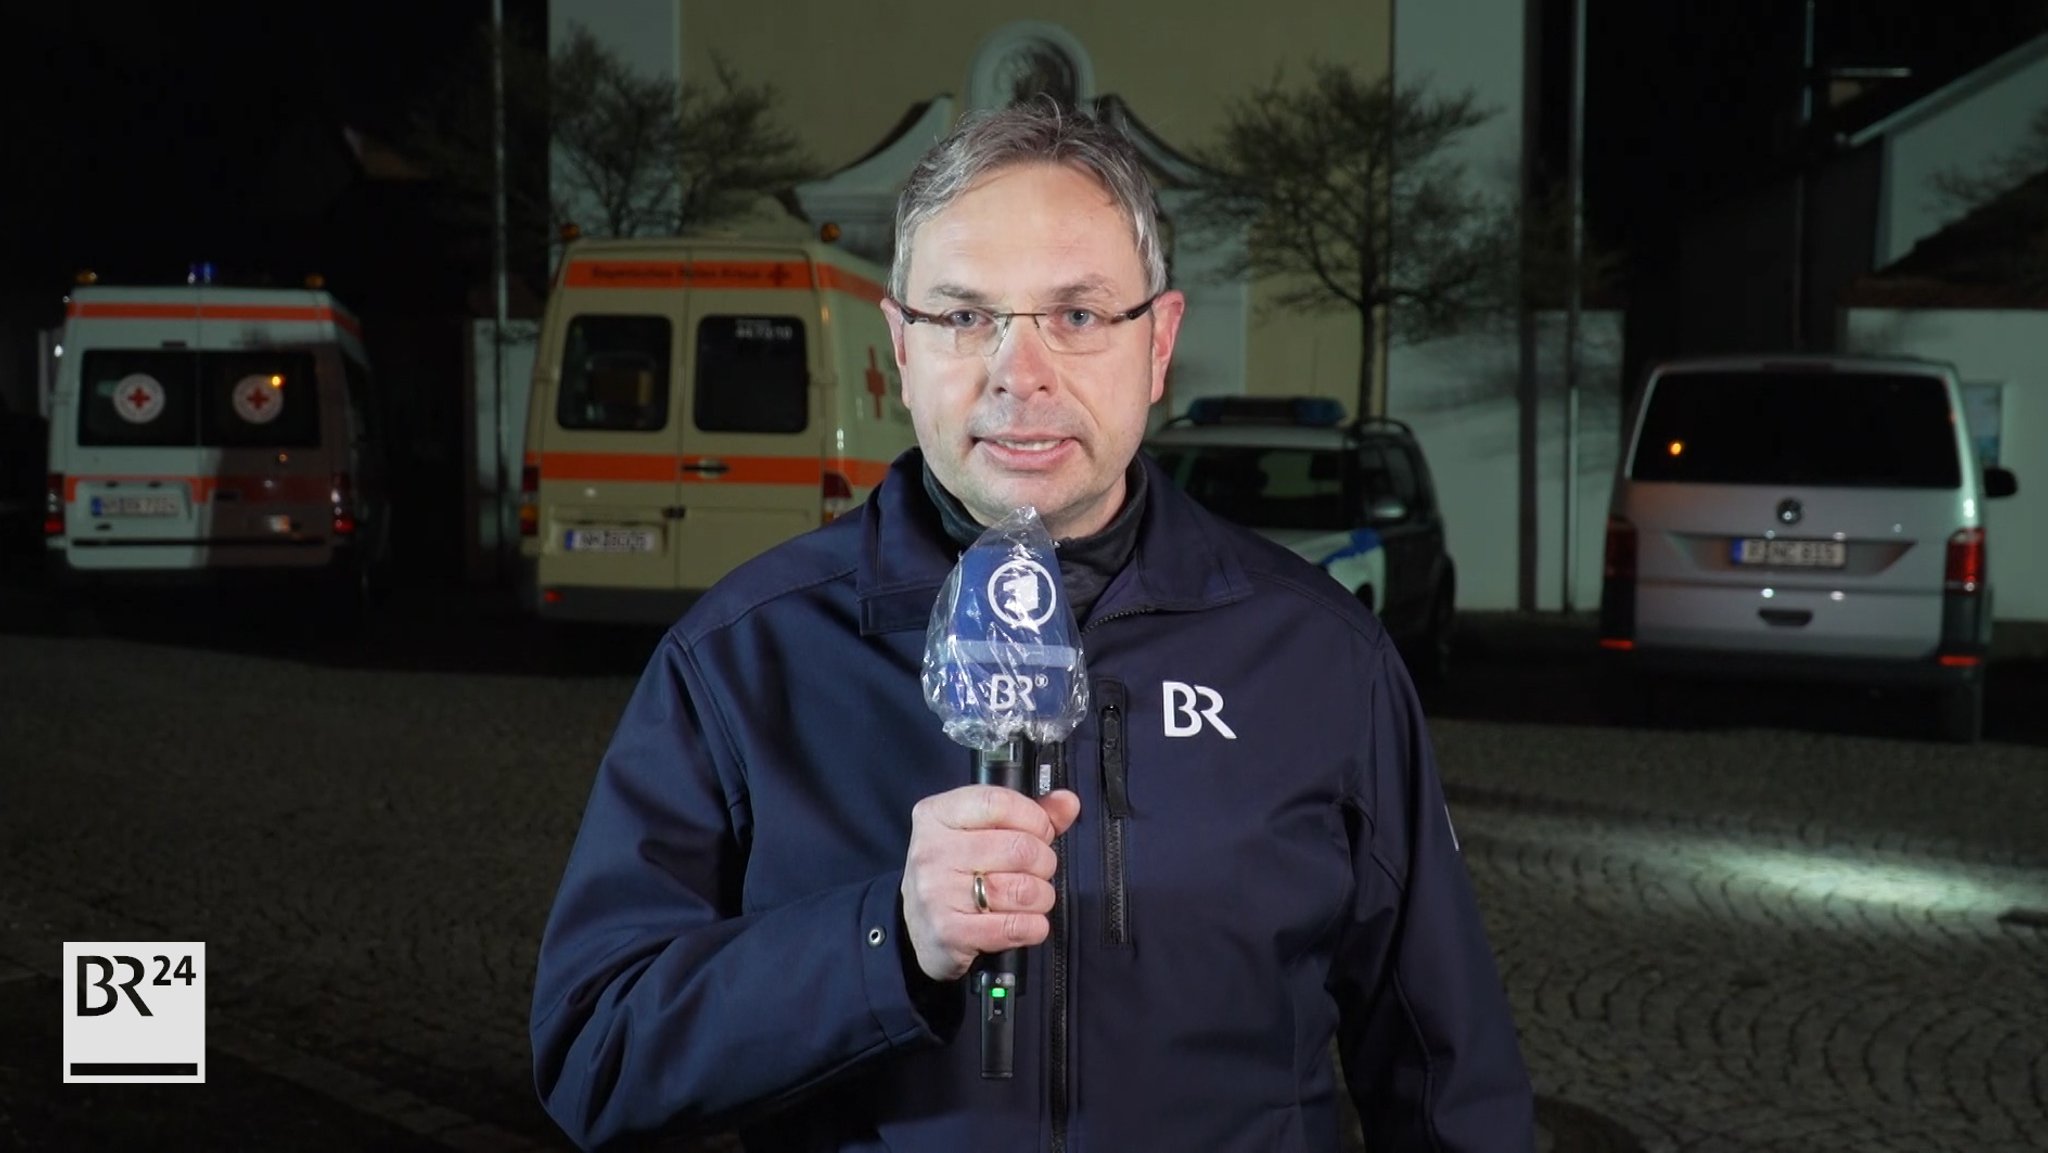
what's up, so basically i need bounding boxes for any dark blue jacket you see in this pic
[531,450,1534,1152]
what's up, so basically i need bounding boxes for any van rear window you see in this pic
[694,316,808,434]
[78,350,321,448]
[557,315,672,432]
[1630,371,1961,488]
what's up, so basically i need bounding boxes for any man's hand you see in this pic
[900,785,1081,982]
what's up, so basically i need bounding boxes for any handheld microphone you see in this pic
[922,506,1088,1079]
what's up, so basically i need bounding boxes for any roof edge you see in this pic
[1847,31,2048,147]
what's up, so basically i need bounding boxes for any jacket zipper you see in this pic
[1097,679,1133,947]
[1046,739,1072,1153]
[1055,609,1146,1150]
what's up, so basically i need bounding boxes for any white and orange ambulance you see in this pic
[517,234,917,624]
[43,273,391,606]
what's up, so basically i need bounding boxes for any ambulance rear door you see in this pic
[672,253,824,591]
[192,289,334,557]
[62,292,209,566]
[536,291,684,594]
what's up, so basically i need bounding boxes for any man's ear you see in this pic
[880,298,911,370]
[1146,290,1187,404]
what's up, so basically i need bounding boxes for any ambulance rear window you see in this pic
[77,351,200,447]
[202,351,321,448]
[558,315,672,432]
[694,315,808,434]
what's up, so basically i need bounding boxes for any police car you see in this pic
[1145,396,1456,683]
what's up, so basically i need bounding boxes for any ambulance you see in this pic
[517,234,918,624]
[44,272,390,607]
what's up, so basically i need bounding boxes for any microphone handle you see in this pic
[972,736,1033,1080]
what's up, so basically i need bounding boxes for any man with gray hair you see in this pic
[532,96,1535,1152]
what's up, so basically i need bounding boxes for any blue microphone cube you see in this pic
[924,508,1088,749]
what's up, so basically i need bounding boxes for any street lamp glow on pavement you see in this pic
[1467,812,2048,927]
[1715,846,2040,916]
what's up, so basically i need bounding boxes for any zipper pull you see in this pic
[1099,681,1131,818]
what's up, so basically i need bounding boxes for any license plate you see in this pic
[90,495,180,518]
[565,527,658,553]
[1733,537,1846,568]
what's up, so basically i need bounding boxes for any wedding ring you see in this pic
[971,871,991,914]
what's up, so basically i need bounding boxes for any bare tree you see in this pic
[1180,65,1513,418]
[407,26,816,256]
[548,29,686,237]
[671,57,818,233]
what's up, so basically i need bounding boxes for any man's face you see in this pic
[883,162,1185,540]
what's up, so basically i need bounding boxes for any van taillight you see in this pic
[330,472,357,537]
[821,470,854,524]
[1599,515,1637,644]
[1603,516,1637,582]
[1945,528,1984,593]
[44,473,64,536]
[519,464,540,538]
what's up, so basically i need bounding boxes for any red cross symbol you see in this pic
[864,347,887,419]
[127,386,152,409]
[768,263,791,287]
[244,387,272,411]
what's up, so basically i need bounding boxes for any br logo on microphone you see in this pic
[984,672,1045,711]
[923,505,1088,749]
[62,942,206,1083]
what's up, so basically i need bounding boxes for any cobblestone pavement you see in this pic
[0,586,2042,1151]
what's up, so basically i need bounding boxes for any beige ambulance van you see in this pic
[518,235,917,624]
[44,274,391,609]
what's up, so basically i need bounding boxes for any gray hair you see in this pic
[889,97,1168,301]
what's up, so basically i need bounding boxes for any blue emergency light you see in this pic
[187,262,217,286]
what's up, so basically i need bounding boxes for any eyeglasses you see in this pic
[892,293,1161,358]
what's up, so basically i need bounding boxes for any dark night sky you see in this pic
[1,1,518,296]
[1578,0,2047,254]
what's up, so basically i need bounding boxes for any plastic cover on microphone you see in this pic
[922,506,1090,751]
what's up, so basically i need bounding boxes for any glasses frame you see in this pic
[890,292,1163,357]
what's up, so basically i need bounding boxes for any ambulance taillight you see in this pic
[519,464,540,537]
[330,473,357,537]
[44,474,65,536]
[821,470,854,524]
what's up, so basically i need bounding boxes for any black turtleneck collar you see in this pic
[919,456,1148,624]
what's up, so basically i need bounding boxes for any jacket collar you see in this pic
[856,448,1251,636]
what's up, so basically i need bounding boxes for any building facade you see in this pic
[535,2,1624,615]
[554,0,1393,418]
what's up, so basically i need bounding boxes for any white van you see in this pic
[517,235,917,624]
[44,277,390,607]
[1598,354,2020,742]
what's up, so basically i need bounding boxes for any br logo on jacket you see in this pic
[1162,681,1235,739]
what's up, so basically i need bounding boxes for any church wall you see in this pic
[671,1,1391,415]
